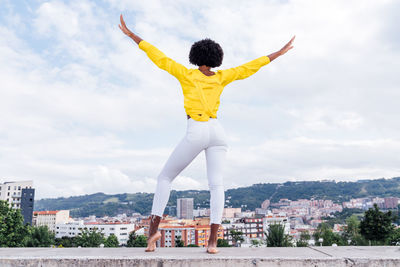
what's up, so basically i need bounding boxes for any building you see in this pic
[235,211,255,218]
[141,217,223,247]
[255,208,268,216]
[0,180,35,225]
[343,197,399,210]
[55,220,136,246]
[157,224,223,247]
[20,188,35,225]
[33,210,71,232]
[222,217,264,245]
[193,208,208,217]
[0,180,34,209]
[158,225,196,247]
[241,217,264,238]
[194,224,224,247]
[223,208,241,218]
[204,207,241,219]
[177,198,194,219]
[384,197,399,209]
[263,215,290,235]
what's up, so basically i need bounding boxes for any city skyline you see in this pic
[28,194,400,247]
[4,175,400,201]
[3,178,398,247]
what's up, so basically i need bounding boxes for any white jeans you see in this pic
[151,117,228,224]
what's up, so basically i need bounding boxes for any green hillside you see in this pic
[34,177,400,217]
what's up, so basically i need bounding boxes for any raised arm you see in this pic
[219,56,271,86]
[220,36,295,86]
[119,14,142,44]
[267,35,295,61]
[118,14,187,79]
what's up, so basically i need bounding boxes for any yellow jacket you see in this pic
[138,40,270,122]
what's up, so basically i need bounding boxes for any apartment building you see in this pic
[33,210,71,232]
[222,217,264,245]
[140,217,223,247]
[0,180,35,225]
[263,214,290,235]
[55,220,136,246]
[194,224,224,247]
[177,198,194,219]
[158,225,196,247]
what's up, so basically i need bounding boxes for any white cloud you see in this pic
[34,1,80,37]
[171,175,208,191]
[0,0,399,200]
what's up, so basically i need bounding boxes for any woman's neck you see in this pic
[198,65,215,76]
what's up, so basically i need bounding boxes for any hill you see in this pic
[34,177,400,217]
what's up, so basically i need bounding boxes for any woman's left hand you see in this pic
[279,35,295,56]
[267,35,295,61]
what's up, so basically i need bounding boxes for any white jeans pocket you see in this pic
[186,118,205,142]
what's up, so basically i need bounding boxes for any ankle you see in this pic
[208,239,217,246]
[148,215,162,237]
[150,231,160,237]
[207,242,217,248]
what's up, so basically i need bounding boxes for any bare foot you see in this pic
[145,231,161,252]
[206,242,219,254]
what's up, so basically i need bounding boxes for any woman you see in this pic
[119,14,295,253]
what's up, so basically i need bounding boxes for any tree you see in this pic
[75,227,105,247]
[217,239,230,247]
[127,231,147,247]
[175,236,184,247]
[25,225,55,247]
[322,208,364,227]
[341,215,368,246]
[251,239,262,247]
[296,231,310,247]
[387,228,400,246]
[265,223,292,247]
[104,234,119,247]
[360,204,395,245]
[54,236,78,247]
[0,200,28,247]
[230,229,244,247]
[133,235,147,247]
[394,204,400,225]
[345,215,359,238]
[313,223,344,246]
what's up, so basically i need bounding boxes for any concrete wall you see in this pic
[0,247,400,267]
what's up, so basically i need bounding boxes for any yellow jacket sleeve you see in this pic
[139,40,188,80]
[220,56,270,86]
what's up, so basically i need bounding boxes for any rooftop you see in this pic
[33,210,60,215]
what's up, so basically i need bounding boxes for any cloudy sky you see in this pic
[0,0,399,200]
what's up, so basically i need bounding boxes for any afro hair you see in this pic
[189,38,224,68]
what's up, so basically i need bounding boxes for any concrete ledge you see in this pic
[0,246,400,267]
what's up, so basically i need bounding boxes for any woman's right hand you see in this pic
[118,14,143,45]
[119,14,133,37]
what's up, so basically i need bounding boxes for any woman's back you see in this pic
[138,40,270,121]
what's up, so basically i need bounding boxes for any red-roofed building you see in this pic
[33,210,70,232]
[140,217,224,247]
